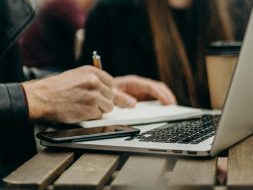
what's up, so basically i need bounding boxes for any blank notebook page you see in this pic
[80,101,202,128]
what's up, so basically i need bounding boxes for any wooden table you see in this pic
[3,136,253,190]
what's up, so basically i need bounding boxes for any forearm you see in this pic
[0,83,29,125]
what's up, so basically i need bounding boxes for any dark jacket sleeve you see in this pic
[0,83,28,125]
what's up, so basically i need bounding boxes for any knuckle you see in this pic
[108,77,114,87]
[127,75,139,81]
[88,97,96,106]
[160,82,171,91]
[86,107,102,120]
[84,65,95,72]
[107,102,114,113]
[147,84,155,91]
[159,82,166,86]
[88,75,100,89]
[107,89,114,99]
[87,91,100,105]
[103,105,113,114]
[130,75,141,80]
[94,110,103,119]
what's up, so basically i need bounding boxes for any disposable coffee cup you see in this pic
[206,41,241,109]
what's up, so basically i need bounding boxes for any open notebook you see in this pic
[80,101,202,128]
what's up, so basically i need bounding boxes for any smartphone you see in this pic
[36,125,140,143]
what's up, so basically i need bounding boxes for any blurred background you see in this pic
[20,0,253,108]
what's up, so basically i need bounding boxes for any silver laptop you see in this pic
[41,11,253,157]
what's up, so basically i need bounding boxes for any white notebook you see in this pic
[80,101,202,128]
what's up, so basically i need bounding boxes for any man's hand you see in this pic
[22,66,114,123]
[113,75,177,108]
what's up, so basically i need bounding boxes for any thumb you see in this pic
[113,88,137,108]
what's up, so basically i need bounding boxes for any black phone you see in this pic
[36,125,140,143]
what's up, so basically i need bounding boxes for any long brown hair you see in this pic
[146,0,234,107]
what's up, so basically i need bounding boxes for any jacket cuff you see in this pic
[0,83,29,124]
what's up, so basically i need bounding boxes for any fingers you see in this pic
[85,66,115,100]
[80,66,114,117]
[90,91,114,113]
[158,83,177,105]
[113,88,137,108]
[147,85,170,105]
[68,91,113,122]
[84,73,113,100]
[147,83,177,105]
[82,106,103,121]
[97,82,114,100]
[98,94,114,113]
[115,76,177,105]
[91,66,114,88]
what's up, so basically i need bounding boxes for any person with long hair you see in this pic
[80,0,253,108]
[19,0,177,107]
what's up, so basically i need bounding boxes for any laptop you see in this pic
[41,11,253,157]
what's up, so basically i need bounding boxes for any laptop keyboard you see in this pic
[135,115,220,144]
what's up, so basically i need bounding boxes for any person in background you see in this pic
[18,0,177,106]
[1,0,177,184]
[80,0,253,108]
[19,0,94,71]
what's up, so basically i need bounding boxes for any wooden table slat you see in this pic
[227,136,253,190]
[111,155,169,190]
[215,187,227,190]
[168,157,218,190]
[5,135,253,190]
[54,153,120,190]
[3,149,75,190]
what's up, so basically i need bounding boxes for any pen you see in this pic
[92,51,102,69]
